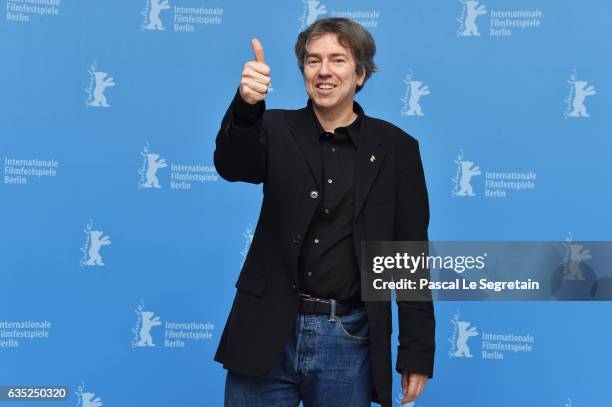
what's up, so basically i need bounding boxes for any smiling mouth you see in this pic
[316,83,337,90]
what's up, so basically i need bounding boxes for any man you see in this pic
[213,18,435,407]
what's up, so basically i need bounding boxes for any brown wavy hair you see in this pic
[295,17,378,93]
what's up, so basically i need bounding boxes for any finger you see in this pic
[407,376,419,401]
[415,377,425,398]
[241,78,268,95]
[401,386,409,404]
[401,385,414,404]
[401,376,413,404]
[243,66,271,85]
[251,38,265,64]
[245,61,271,76]
[421,378,427,394]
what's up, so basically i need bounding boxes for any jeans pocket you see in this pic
[336,310,370,342]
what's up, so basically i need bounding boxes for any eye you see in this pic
[333,58,345,64]
[306,58,320,65]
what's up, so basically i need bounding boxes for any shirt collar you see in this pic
[307,98,364,148]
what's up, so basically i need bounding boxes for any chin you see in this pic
[315,98,334,106]
[312,95,339,109]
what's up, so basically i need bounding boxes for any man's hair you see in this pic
[294,17,378,93]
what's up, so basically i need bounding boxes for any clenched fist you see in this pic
[239,38,271,105]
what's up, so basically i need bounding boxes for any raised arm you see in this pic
[214,38,271,184]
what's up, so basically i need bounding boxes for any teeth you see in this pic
[318,84,335,89]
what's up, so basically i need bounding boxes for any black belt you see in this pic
[298,293,358,316]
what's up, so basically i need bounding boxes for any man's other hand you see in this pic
[401,372,427,404]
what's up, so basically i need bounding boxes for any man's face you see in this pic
[303,32,365,111]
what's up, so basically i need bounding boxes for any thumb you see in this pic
[251,38,265,64]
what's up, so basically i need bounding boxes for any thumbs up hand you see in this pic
[239,38,271,105]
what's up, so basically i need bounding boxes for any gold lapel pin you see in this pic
[369,154,376,163]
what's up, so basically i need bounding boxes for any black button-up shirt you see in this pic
[298,99,363,307]
[233,91,364,307]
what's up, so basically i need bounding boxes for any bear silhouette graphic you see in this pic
[461,0,487,36]
[565,243,592,280]
[405,80,430,116]
[136,311,161,347]
[451,320,479,357]
[145,0,170,31]
[85,230,111,266]
[454,160,481,196]
[80,392,103,407]
[567,80,596,118]
[89,72,115,107]
[304,0,327,26]
[143,153,167,188]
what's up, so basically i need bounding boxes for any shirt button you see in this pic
[307,272,313,277]
[292,234,302,243]
[327,178,333,184]
[314,238,320,244]
[323,208,330,215]
[310,190,319,199]
[331,147,336,152]
[291,284,297,291]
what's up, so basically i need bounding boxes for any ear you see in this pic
[357,67,366,87]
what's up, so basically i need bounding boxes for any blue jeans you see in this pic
[224,303,372,406]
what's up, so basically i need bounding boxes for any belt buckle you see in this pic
[299,293,330,306]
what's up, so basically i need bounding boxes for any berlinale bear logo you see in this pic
[143,153,168,188]
[563,233,592,281]
[137,143,168,189]
[75,380,103,407]
[451,150,481,198]
[136,311,162,347]
[132,301,163,348]
[449,310,479,358]
[564,70,597,118]
[458,0,487,37]
[80,220,112,267]
[299,0,327,29]
[142,0,170,31]
[85,230,112,266]
[85,61,116,108]
[401,71,431,117]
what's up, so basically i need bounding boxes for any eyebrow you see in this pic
[305,52,348,59]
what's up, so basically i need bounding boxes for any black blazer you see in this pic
[213,91,435,407]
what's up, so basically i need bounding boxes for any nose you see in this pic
[318,60,331,76]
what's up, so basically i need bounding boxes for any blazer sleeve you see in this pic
[393,137,436,378]
[213,88,267,184]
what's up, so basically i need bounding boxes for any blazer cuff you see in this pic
[232,87,264,128]
[396,348,434,379]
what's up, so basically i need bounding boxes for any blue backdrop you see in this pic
[1,0,610,406]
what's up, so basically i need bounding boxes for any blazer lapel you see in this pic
[287,105,322,189]
[353,118,385,223]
